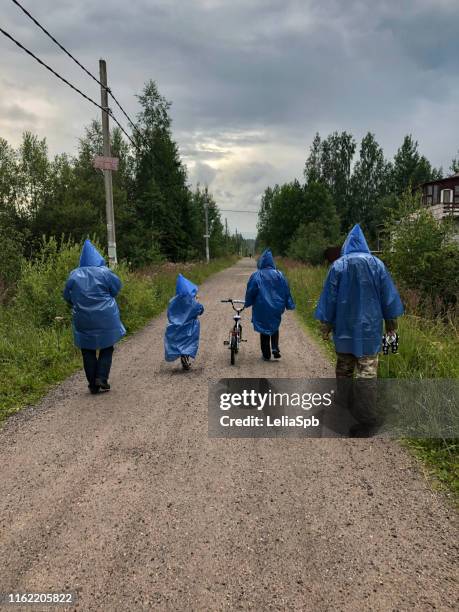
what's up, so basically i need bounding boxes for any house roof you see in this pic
[419,172,459,187]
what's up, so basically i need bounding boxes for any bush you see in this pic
[13,236,81,326]
[0,226,25,302]
[383,192,459,313]
[116,268,175,332]
[288,222,329,265]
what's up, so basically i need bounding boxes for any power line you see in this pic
[0,26,135,146]
[10,0,140,142]
[10,0,103,88]
[108,113,136,147]
[219,209,259,213]
[1,27,104,112]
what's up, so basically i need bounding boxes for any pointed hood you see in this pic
[176,273,198,297]
[79,239,105,267]
[257,249,276,269]
[341,224,370,255]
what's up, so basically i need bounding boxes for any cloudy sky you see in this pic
[2,0,459,236]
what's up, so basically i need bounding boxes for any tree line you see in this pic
[256,131,458,263]
[0,80,242,285]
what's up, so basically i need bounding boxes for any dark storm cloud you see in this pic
[377,3,459,72]
[2,0,458,234]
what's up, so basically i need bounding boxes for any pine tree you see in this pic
[349,132,390,235]
[391,135,437,194]
[134,80,193,261]
[304,133,322,184]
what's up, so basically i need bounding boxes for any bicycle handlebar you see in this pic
[221,299,245,304]
[221,298,245,311]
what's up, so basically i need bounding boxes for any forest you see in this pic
[0,79,243,301]
[257,131,458,261]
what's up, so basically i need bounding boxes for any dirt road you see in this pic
[0,259,457,611]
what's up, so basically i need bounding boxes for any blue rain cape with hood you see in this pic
[244,249,295,335]
[63,239,126,350]
[315,224,404,357]
[164,274,204,361]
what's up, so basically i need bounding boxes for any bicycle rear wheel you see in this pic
[230,336,237,365]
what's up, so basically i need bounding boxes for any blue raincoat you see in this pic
[244,249,295,335]
[315,224,404,357]
[164,274,204,361]
[63,240,126,350]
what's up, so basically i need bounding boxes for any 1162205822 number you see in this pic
[0,592,77,606]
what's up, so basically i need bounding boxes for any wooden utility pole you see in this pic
[99,59,117,266]
[204,202,210,263]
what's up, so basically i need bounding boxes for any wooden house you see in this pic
[419,172,459,221]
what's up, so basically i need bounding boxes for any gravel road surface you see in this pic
[0,258,457,611]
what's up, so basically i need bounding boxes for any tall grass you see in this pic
[0,239,237,422]
[280,259,459,498]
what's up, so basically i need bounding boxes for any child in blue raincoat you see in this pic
[64,239,126,394]
[164,274,204,370]
[244,249,295,360]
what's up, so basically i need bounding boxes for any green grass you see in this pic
[280,259,459,500]
[0,253,237,423]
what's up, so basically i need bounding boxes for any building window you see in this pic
[427,185,433,195]
[433,185,439,202]
[441,189,453,204]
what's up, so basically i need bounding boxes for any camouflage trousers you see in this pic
[335,353,381,431]
[335,353,379,379]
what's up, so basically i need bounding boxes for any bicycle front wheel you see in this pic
[230,336,237,365]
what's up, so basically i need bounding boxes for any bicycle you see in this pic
[221,299,246,365]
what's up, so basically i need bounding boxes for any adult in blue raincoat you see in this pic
[315,224,404,379]
[164,274,204,370]
[64,239,126,393]
[244,249,295,360]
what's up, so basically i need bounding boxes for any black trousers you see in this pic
[260,331,279,359]
[81,346,114,388]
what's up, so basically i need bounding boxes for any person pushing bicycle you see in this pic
[244,249,295,360]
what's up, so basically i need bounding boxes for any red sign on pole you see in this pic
[93,156,119,171]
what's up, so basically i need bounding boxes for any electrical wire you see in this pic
[219,209,259,213]
[11,0,102,88]
[1,26,104,112]
[0,26,135,146]
[10,0,140,139]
